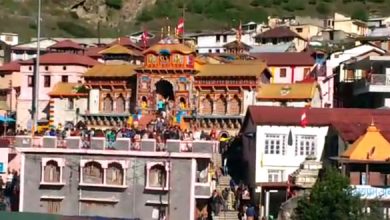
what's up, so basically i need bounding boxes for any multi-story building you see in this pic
[254,27,307,52]
[0,32,18,46]
[11,38,58,61]
[324,13,369,36]
[240,105,390,219]
[16,136,216,219]
[0,60,22,116]
[17,53,98,130]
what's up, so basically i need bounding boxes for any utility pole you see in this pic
[32,0,42,136]
[167,151,172,220]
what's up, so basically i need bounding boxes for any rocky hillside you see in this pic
[1,0,390,42]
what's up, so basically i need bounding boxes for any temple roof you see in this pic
[83,64,139,78]
[48,82,88,97]
[99,44,142,56]
[143,43,195,55]
[194,62,268,77]
[223,40,252,51]
[48,40,83,50]
[341,124,390,161]
[257,82,319,100]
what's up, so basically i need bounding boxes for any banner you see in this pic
[352,185,390,200]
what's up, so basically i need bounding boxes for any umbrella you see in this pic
[0,115,15,123]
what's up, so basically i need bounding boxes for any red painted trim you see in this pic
[291,65,295,83]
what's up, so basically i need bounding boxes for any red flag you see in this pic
[300,108,308,127]
[141,29,148,48]
[176,17,184,36]
[236,20,242,43]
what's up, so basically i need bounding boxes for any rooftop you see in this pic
[83,64,139,78]
[0,60,20,73]
[342,124,390,161]
[245,106,390,142]
[48,82,88,97]
[21,53,98,66]
[108,37,142,51]
[99,44,142,56]
[48,40,83,50]
[255,26,304,40]
[194,62,268,77]
[252,52,315,66]
[143,43,195,55]
[257,82,318,100]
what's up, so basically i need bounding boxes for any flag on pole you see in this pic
[141,28,148,48]
[300,108,308,127]
[236,20,242,43]
[176,17,184,36]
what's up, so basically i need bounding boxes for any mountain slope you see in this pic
[0,0,390,43]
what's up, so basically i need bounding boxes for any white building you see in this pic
[11,38,58,61]
[0,33,18,46]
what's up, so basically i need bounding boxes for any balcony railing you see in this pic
[13,136,219,154]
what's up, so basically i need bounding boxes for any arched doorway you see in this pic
[155,79,174,101]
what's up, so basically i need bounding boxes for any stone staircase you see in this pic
[212,153,239,220]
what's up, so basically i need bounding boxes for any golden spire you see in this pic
[167,25,171,36]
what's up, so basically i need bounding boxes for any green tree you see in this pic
[294,167,381,220]
[315,2,330,15]
[351,7,369,21]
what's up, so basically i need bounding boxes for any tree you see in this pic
[315,3,330,15]
[294,166,381,220]
[351,7,369,21]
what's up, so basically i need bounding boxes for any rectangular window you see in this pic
[47,200,61,214]
[304,68,311,76]
[28,75,33,87]
[264,134,286,155]
[216,35,221,42]
[44,75,51,87]
[61,75,68,83]
[296,28,303,33]
[295,135,316,156]
[67,98,74,110]
[268,170,284,182]
[223,35,227,43]
[280,68,287,78]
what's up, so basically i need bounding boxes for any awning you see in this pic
[0,115,15,123]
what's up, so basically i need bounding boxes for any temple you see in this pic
[78,28,272,135]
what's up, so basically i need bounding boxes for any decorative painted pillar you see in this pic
[49,99,55,128]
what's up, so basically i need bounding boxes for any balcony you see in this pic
[353,74,390,95]
[13,136,218,154]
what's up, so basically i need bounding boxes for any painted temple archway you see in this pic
[155,79,174,101]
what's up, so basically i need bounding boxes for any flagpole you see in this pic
[182,4,185,43]
[32,0,42,136]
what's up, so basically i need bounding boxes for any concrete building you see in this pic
[16,53,97,130]
[16,136,216,219]
[324,13,369,36]
[0,61,22,115]
[240,106,390,219]
[11,39,58,61]
[0,33,19,46]
[254,27,307,52]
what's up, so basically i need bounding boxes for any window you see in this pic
[62,66,67,71]
[67,98,74,110]
[223,35,227,43]
[46,200,61,214]
[102,94,113,112]
[41,158,65,185]
[5,35,13,42]
[264,134,286,155]
[61,75,68,83]
[28,66,32,71]
[208,49,212,53]
[146,162,169,190]
[45,66,49,71]
[296,28,303,33]
[304,68,311,76]
[216,49,220,53]
[28,75,33,87]
[106,162,124,185]
[44,75,51,87]
[295,135,316,156]
[268,170,284,182]
[280,68,287,78]
[115,94,125,113]
[216,35,221,42]
[83,161,104,184]
[80,160,127,187]
[152,206,167,219]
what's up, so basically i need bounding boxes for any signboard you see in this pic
[352,185,390,200]
[0,162,4,173]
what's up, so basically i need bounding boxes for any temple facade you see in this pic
[73,34,272,134]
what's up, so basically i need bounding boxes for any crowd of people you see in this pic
[0,169,20,212]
